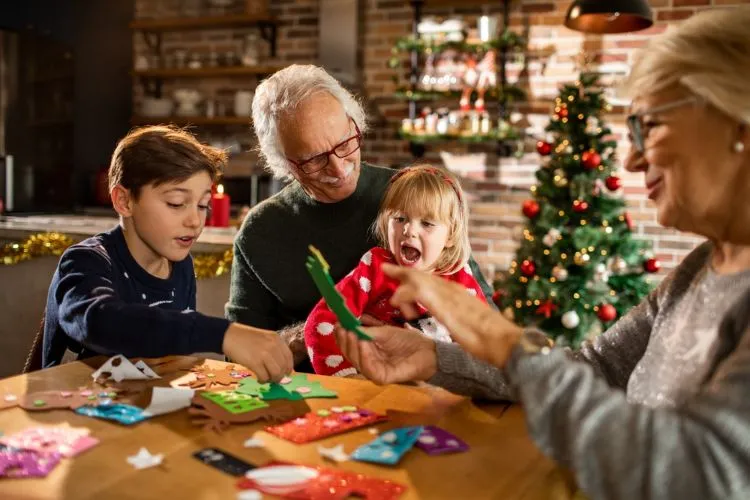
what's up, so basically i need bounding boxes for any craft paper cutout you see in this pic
[200,390,268,415]
[75,403,149,425]
[0,388,121,412]
[243,437,265,448]
[238,462,406,500]
[415,426,469,455]
[351,426,424,465]
[237,490,263,500]
[91,355,161,383]
[318,444,349,463]
[127,448,164,470]
[265,406,386,444]
[189,392,310,433]
[0,449,62,478]
[0,426,98,457]
[236,374,337,401]
[141,387,195,417]
[181,364,252,390]
[306,246,372,341]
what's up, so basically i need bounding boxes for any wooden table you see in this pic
[0,357,578,500]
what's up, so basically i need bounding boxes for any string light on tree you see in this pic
[552,265,569,281]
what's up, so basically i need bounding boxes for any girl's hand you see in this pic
[382,263,523,368]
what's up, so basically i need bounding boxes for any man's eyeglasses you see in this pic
[287,120,362,175]
[627,97,698,153]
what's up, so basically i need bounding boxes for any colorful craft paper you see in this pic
[265,406,386,444]
[236,374,337,401]
[351,426,424,465]
[238,462,406,499]
[414,426,469,455]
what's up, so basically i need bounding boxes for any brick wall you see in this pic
[132,0,747,280]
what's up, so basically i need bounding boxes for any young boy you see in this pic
[42,125,292,382]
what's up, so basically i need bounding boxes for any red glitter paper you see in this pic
[265,406,387,444]
[237,462,407,500]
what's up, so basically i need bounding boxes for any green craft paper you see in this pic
[236,374,338,401]
[200,390,269,414]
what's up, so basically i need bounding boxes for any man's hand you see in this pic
[277,323,309,366]
[223,323,293,382]
[334,325,438,385]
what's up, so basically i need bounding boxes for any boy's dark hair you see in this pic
[108,125,227,197]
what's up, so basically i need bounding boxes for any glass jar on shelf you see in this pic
[241,32,260,66]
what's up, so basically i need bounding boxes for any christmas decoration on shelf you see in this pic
[495,72,656,346]
[0,232,232,280]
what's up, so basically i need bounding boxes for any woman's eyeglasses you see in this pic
[287,120,362,175]
[627,97,698,152]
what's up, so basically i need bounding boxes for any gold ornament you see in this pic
[0,232,73,265]
[193,249,233,280]
[574,252,590,265]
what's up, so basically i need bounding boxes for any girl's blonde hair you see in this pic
[622,6,750,124]
[373,164,470,275]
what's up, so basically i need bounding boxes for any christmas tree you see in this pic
[494,72,659,346]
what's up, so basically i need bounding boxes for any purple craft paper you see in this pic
[0,449,62,478]
[0,426,97,457]
[415,426,469,455]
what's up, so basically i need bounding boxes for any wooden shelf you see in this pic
[131,116,251,126]
[133,65,284,78]
[421,0,510,5]
[130,13,275,32]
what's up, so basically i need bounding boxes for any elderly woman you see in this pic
[335,8,750,499]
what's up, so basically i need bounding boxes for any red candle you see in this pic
[210,184,231,227]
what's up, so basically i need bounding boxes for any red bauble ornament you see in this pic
[492,289,504,306]
[522,199,540,218]
[581,150,601,170]
[644,258,661,273]
[556,105,569,119]
[572,199,589,213]
[536,141,552,156]
[520,260,536,277]
[605,175,622,191]
[597,304,617,322]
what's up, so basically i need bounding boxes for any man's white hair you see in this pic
[252,64,368,179]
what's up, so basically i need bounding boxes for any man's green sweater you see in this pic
[226,163,495,341]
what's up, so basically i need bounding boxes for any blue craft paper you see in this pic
[75,404,149,425]
[351,426,424,465]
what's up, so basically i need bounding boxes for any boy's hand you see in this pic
[222,323,294,383]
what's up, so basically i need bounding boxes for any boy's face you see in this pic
[122,172,213,263]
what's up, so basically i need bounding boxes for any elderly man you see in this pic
[226,64,494,371]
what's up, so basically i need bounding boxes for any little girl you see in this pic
[304,164,487,377]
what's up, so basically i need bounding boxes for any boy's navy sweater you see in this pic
[42,225,229,367]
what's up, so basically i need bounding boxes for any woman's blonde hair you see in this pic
[622,6,750,124]
[373,165,470,275]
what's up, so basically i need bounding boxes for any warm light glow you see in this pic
[217,184,225,195]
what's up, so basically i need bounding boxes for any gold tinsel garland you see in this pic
[0,232,233,280]
[0,232,73,265]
